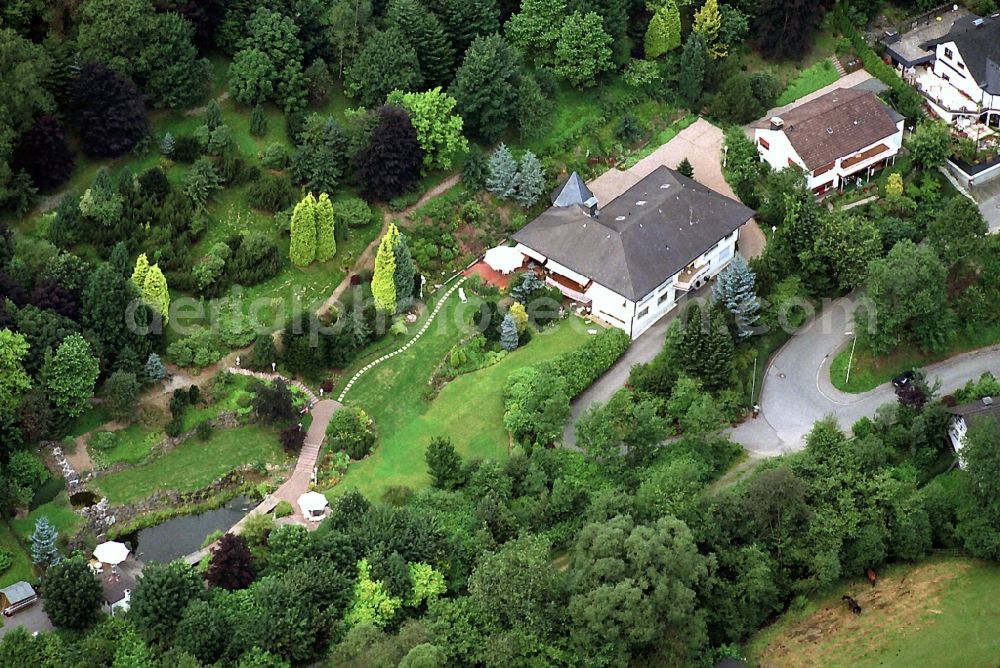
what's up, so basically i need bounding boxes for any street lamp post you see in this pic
[844,331,857,386]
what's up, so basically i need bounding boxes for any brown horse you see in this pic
[866,568,877,588]
[842,595,862,615]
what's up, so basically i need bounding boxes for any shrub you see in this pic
[542,328,631,397]
[382,485,413,506]
[274,500,294,518]
[337,196,374,228]
[247,173,296,212]
[325,407,376,459]
[279,424,306,453]
[0,548,12,575]
[196,421,213,441]
[165,417,184,437]
[172,135,202,163]
[88,431,118,451]
[389,190,421,212]
[261,143,290,169]
[228,233,281,286]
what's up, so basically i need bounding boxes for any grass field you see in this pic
[748,558,1000,667]
[328,288,591,501]
[776,59,840,106]
[829,324,1000,393]
[11,493,83,547]
[93,425,286,504]
[0,523,35,588]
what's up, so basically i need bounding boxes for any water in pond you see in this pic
[126,496,254,564]
[70,491,100,508]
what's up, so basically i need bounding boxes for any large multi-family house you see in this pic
[945,395,1000,465]
[512,166,755,339]
[752,89,905,196]
[890,13,1000,126]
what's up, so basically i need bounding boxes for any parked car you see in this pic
[892,370,915,389]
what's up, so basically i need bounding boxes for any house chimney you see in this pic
[770,116,785,131]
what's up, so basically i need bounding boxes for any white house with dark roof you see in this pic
[752,89,904,195]
[512,166,754,339]
[893,12,1000,125]
[946,395,1000,465]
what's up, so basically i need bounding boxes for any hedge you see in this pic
[541,328,631,398]
[834,5,924,121]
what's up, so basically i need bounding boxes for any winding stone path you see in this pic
[337,276,467,403]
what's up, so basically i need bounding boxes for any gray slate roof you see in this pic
[924,15,1000,94]
[0,581,37,605]
[513,166,754,301]
[550,171,598,208]
[947,396,1000,423]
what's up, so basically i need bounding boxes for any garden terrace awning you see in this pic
[483,246,524,275]
[94,541,130,566]
[298,491,329,520]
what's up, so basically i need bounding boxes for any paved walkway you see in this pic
[338,276,466,402]
[729,298,1000,455]
[183,371,341,565]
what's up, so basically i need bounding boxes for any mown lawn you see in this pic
[0,523,35,588]
[747,558,1000,667]
[829,323,1000,393]
[329,286,592,501]
[775,59,840,106]
[11,493,83,547]
[93,425,287,504]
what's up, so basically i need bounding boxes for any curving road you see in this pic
[729,297,1000,455]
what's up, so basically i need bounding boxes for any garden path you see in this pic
[337,275,467,402]
[315,172,462,318]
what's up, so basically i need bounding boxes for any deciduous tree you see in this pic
[42,334,99,420]
[12,116,75,191]
[354,106,423,202]
[102,370,139,422]
[387,88,469,172]
[70,62,149,158]
[130,560,204,645]
[0,328,31,415]
[43,556,102,630]
[554,11,614,89]
[505,0,567,68]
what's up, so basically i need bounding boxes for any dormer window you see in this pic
[945,47,954,59]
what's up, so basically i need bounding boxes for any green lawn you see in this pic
[0,523,35,588]
[747,558,1000,667]
[93,425,287,504]
[775,59,840,106]
[830,323,1000,393]
[328,289,591,501]
[11,493,83,547]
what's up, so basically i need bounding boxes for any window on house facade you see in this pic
[758,137,769,150]
[658,291,672,305]
[944,47,954,59]
[637,306,649,319]
[958,61,965,70]
[787,157,796,167]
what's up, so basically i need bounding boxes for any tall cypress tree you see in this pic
[373,224,399,313]
[290,193,318,266]
[141,264,170,324]
[393,232,415,312]
[315,192,336,262]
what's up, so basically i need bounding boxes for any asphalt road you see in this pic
[729,297,1000,455]
[0,602,53,639]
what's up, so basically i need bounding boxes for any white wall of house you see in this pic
[948,416,968,467]
[754,123,903,194]
[931,41,1000,117]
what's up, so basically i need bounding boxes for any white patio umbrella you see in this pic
[297,491,329,520]
[483,246,524,275]
[93,541,130,566]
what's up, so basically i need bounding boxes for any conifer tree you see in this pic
[694,0,725,58]
[486,143,518,198]
[712,255,760,340]
[290,193,318,266]
[677,157,694,178]
[143,352,165,382]
[131,253,150,290]
[425,436,464,490]
[141,264,170,324]
[645,0,681,59]
[385,0,456,88]
[160,131,176,157]
[30,516,62,568]
[393,232,415,313]
[500,313,519,351]
[373,224,399,313]
[679,33,707,107]
[514,151,544,207]
[315,192,336,262]
[204,100,222,131]
[250,103,268,137]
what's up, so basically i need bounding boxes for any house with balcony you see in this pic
[896,13,1000,126]
[512,166,755,339]
[752,89,904,196]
